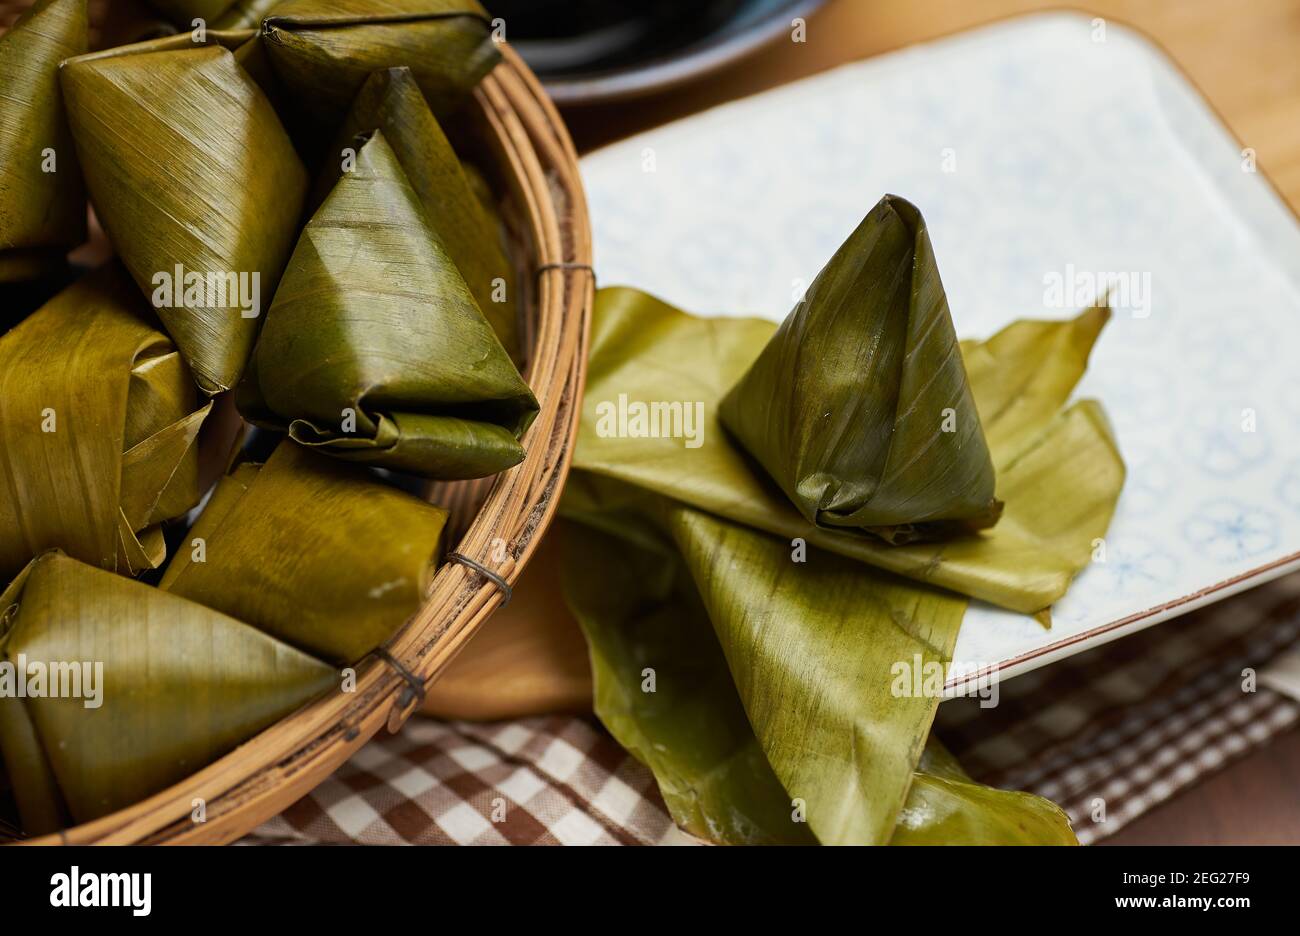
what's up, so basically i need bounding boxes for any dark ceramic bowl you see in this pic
[487,0,828,105]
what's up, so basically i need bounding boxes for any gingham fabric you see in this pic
[937,573,1300,845]
[243,573,1300,846]
[243,716,686,846]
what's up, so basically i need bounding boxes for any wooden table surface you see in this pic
[557,0,1300,846]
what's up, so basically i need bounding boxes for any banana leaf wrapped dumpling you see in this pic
[0,264,210,585]
[0,550,336,834]
[719,195,1001,544]
[561,196,1124,842]
[261,0,500,126]
[575,285,1122,613]
[0,0,88,282]
[315,66,520,361]
[60,36,308,394]
[239,131,537,479]
[161,441,449,665]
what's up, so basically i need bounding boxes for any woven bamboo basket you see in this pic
[1,6,593,844]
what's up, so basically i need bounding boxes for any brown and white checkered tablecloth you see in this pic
[243,574,1300,845]
[938,575,1300,844]
[243,717,684,846]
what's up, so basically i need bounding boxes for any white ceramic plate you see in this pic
[579,12,1300,688]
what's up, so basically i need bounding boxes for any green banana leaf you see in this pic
[719,196,999,542]
[574,286,1122,614]
[0,264,211,585]
[562,512,812,845]
[676,505,961,845]
[261,0,500,126]
[161,441,448,665]
[238,131,537,479]
[0,550,336,834]
[313,66,520,361]
[891,743,1075,845]
[61,36,308,394]
[0,0,88,283]
[561,486,1075,845]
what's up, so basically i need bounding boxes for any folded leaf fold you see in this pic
[0,550,336,834]
[61,37,308,393]
[0,265,210,584]
[238,130,537,479]
[161,441,448,665]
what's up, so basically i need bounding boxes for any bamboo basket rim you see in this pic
[13,42,593,845]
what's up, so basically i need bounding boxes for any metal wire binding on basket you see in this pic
[18,40,593,845]
[445,552,513,607]
[372,648,428,710]
[536,261,596,283]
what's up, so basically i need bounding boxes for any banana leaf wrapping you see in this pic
[575,286,1122,615]
[560,196,1121,843]
[238,131,537,479]
[0,264,210,586]
[719,196,1000,543]
[313,66,520,361]
[61,35,308,394]
[0,550,336,834]
[0,0,88,282]
[261,0,500,127]
[161,441,448,665]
